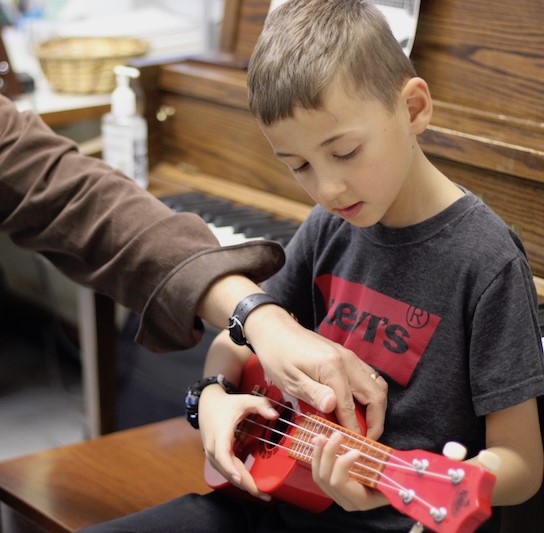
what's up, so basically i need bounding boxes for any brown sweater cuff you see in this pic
[135,240,285,352]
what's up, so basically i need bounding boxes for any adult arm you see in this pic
[0,94,283,349]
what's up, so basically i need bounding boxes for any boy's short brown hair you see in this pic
[248,0,417,125]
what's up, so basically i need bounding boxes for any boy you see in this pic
[82,0,543,531]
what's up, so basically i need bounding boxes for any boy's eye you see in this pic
[292,162,309,173]
[335,147,360,161]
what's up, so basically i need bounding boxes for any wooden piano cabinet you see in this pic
[218,0,270,58]
[424,153,544,277]
[412,0,544,277]
[158,63,312,207]
[411,0,544,123]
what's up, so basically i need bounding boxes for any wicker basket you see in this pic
[35,36,149,94]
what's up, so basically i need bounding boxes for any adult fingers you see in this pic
[345,361,388,441]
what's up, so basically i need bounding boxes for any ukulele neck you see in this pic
[288,414,392,489]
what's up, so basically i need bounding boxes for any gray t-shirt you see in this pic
[262,189,544,532]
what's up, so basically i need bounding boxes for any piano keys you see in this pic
[160,191,300,247]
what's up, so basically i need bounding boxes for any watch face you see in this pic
[185,388,200,428]
[185,391,198,409]
[185,376,239,429]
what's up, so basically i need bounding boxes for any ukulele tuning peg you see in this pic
[477,449,501,472]
[442,441,467,460]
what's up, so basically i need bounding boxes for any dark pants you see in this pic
[75,491,372,533]
[78,492,288,533]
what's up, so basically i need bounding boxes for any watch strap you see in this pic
[228,293,282,351]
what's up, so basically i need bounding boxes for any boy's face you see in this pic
[261,81,423,228]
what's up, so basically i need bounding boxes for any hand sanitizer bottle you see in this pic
[101,65,148,189]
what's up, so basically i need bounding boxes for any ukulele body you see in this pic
[205,354,366,511]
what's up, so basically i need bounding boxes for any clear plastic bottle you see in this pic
[101,65,148,189]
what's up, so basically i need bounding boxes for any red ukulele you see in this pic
[205,355,497,533]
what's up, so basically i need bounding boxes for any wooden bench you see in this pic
[0,418,209,532]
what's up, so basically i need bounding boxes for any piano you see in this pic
[120,5,543,528]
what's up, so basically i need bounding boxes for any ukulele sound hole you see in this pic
[263,404,293,452]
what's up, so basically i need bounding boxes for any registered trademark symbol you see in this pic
[406,306,430,329]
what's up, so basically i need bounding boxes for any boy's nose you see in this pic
[315,172,347,205]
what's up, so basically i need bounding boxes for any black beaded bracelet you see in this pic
[185,374,238,429]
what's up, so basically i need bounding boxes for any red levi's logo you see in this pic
[316,274,441,386]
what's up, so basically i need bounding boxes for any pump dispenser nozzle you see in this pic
[111,65,140,118]
[101,64,148,188]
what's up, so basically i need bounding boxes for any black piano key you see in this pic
[197,204,242,222]
[212,211,275,227]
[163,194,232,215]
[236,220,300,237]
[275,236,293,246]
[232,218,285,233]
[187,202,234,220]
[189,199,233,213]
[160,192,208,211]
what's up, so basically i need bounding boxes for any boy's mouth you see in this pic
[333,201,364,220]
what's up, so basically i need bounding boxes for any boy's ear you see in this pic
[401,77,432,134]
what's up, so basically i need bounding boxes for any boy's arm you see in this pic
[475,398,543,506]
[202,329,251,385]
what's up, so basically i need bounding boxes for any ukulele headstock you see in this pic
[381,448,495,532]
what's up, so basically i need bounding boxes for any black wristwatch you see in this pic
[228,293,282,351]
[185,375,238,429]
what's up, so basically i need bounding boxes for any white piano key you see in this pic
[207,223,263,246]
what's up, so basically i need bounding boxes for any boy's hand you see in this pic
[246,306,388,439]
[311,432,388,511]
[198,385,278,501]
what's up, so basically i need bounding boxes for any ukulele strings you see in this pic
[252,391,452,482]
[236,418,446,516]
[235,394,454,510]
[236,416,442,512]
[236,416,401,491]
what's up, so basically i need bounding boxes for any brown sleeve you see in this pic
[0,95,285,350]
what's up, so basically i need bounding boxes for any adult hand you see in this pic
[245,304,388,439]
